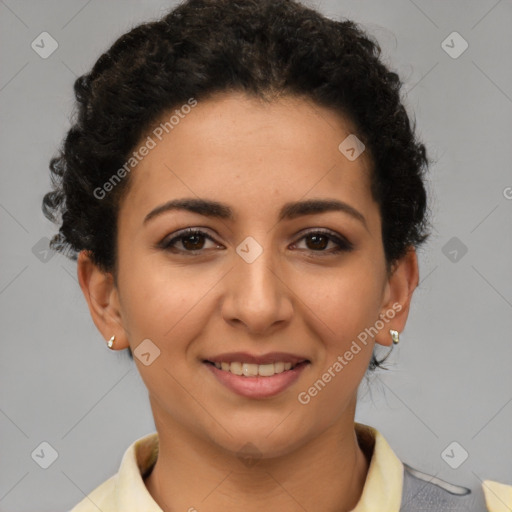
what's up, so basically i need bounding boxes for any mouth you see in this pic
[203,359,309,377]
[202,353,311,399]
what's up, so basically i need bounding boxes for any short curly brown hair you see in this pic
[42,0,432,369]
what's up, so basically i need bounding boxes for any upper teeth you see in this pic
[213,361,295,376]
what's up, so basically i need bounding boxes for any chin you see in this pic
[207,419,313,461]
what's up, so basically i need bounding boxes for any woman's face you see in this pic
[89,92,416,458]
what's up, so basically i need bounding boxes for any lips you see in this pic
[204,351,310,366]
[203,352,311,398]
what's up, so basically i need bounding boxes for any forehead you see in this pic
[119,92,376,224]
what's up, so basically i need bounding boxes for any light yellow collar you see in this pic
[351,422,404,511]
[70,422,511,512]
[115,422,404,512]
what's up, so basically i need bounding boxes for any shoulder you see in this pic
[66,432,159,512]
[400,463,512,512]
[67,474,117,512]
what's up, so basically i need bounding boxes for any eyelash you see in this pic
[158,228,354,256]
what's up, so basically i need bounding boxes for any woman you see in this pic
[42,0,511,510]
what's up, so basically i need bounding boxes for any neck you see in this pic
[145,398,370,512]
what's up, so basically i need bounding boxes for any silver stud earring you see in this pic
[107,335,115,349]
[376,329,401,365]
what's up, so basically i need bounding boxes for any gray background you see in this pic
[1,1,511,511]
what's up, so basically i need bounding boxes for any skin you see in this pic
[78,91,419,512]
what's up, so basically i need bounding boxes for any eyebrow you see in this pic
[143,197,368,230]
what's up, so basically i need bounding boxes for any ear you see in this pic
[374,246,419,347]
[77,250,130,350]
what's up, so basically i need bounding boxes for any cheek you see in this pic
[296,265,384,341]
[117,256,216,347]
[293,272,381,412]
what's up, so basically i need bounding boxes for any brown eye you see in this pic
[293,230,354,254]
[160,229,219,253]
[304,233,329,251]
[180,232,206,251]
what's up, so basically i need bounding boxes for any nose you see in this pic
[221,240,294,336]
